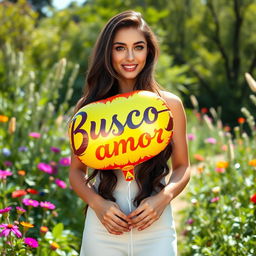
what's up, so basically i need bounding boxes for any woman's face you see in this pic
[112,27,148,87]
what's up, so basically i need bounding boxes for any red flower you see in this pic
[194,154,205,161]
[250,194,256,204]
[224,125,231,132]
[237,117,245,124]
[12,190,27,198]
[201,107,208,114]
[26,188,39,194]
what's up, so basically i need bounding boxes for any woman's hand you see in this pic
[93,198,131,235]
[127,193,170,231]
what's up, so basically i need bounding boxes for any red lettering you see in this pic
[154,128,164,143]
[95,145,105,160]
[138,133,151,148]
[113,137,138,155]
[95,129,166,160]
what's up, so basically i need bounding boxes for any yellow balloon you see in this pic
[69,90,174,181]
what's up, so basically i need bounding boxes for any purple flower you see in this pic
[186,218,194,225]
[24,237,39,248]
[4,161,12,167]
[205,137,217,144]
[0,207,12,214]
[50,161,58,175]
[29,132,41,138]
[37,163,54,174]
[18,146,28,152]
[187,133,196,141]
[55,178,67,189]
[40,201,56,210]
[0,224,22,238]
[210,197,220,203]
[51,147,61,153]
[0,170,13,179]
[22,198,39,207]
[2,148,11,156]
[16,207,26,214]
[59,157,71,166]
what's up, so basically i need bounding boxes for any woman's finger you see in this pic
[105,223,123,235]
[112,215,130,230]
[130,210,148,226]
[133,215,151,229]
[138,218,155,231]
[127,203,146,219]
[108,218,130,232]
[113,207,131,223]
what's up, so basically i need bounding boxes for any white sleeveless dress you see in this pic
[80,170,177,256]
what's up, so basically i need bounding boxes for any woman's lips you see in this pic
[121,64,137,72]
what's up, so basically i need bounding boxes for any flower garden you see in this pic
[178,84,256,255]
[0,10,256,256]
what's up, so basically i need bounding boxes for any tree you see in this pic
[153,0,256,125]
[7,0,53,17]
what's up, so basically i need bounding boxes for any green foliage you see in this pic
[179,92,256,255]
[0,45,82,255]
[155,0,256,125]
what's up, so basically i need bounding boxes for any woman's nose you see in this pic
[126,49,135,61]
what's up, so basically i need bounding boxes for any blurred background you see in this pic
[1,0,256,126]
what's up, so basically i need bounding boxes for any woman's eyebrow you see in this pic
[113,41,146,45]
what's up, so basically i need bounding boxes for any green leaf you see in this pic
[52,223,64,239]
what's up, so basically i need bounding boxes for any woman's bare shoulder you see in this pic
[158,90,183,107]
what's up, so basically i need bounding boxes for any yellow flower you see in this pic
[249,159,256,167]
[20,222,34,228]
[212,186,221,193]
[216,161,229,168]
[197,167,204,174]
[8,117,16,134]
[50,242,60,251]
[0,115,9,122]
[40,226,49,233]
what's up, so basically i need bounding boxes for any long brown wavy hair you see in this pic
[74,10,173,208]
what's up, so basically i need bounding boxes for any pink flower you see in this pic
[0,207,12,214]
[24,237,39,248]
[187,133,196,141]
[22,198,39,207]
[40,201,56,210]
[205,137,217,144]
[215,167,225,173]
[16,207,26,214]
[50,161,58,175]
[210,197,220,203]
[29,132,41,138]
[221,145,228,151]
[0,224,22,238]
[59,157,71,166]
[37,163,54,174]
[4,161,12,167]
[0,170,13,179]
[186,218,194,225]
[55,178,67,189]
[51,147,61,153]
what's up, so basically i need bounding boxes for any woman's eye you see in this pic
[135,45,144,50]
[115,46,125,51]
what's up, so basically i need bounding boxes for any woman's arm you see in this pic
[69,153,131,235]
[159,92,190,203]
[128,92,190,231]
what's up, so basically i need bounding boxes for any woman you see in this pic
[69,10,190,256]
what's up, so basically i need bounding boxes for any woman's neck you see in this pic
[118,79,135,93]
